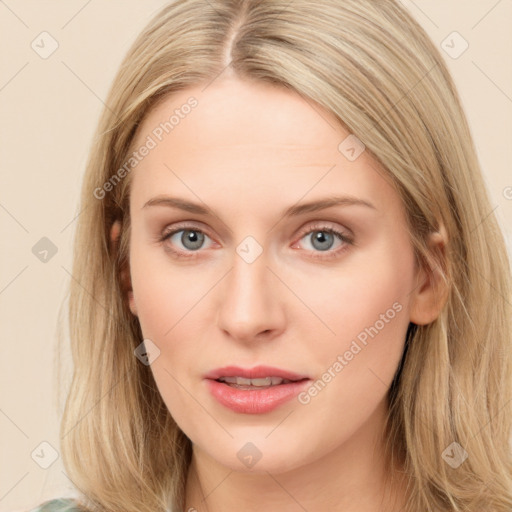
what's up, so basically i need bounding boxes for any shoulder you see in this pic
[28,498,87,512]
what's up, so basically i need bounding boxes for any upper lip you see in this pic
[204,365,309,382]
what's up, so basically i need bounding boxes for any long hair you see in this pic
[58,1,512,510]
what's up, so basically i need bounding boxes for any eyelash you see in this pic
[158,222,354,261]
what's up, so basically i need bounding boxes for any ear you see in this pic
[110,220,137,317]
[409,225,449,326]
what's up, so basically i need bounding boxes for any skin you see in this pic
[112,77,446,511]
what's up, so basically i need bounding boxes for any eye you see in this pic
[293,223,353,260]
[158,222,353,260]
[159,226,214,258]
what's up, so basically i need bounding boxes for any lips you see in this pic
[204,365,311,414]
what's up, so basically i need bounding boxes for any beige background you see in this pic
[1,1,511,511]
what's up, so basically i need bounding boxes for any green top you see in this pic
[30,497,176,511]
[30,498,84,512]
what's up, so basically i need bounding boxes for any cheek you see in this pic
[129,243,219,413]
[298,240,414,411]
[291,235,414,350]
[129,237,213,340]
[129,248,208,419]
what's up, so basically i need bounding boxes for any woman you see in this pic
[31,0,512,510]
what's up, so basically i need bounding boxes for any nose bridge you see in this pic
[216,244,283,340]
[231,249,270,302]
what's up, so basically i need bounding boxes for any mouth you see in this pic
[204,365,311,414]
[214,376,307,390]
[204,365,309,382]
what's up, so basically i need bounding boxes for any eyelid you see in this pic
[161,220,352,241]
[295,220,353,241]
[160,220,214,239]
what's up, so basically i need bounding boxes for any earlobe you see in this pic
[409,226,449,326]
[110,219,121,246]
[110,220,138,317]
[128,290,137,316]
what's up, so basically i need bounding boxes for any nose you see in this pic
[216,249,286,344]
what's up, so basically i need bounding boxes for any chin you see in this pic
[194,433,315,475]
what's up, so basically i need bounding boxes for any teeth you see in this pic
[218,376,291,386]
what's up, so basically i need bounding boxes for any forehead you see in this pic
[134,78,343,150]
[128,77,398,216]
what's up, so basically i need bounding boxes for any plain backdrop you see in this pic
[1,1,511,511]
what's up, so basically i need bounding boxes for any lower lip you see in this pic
[205,379,310,414]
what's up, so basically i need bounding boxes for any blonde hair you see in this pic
[59,1,512,510]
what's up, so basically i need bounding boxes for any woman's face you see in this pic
[124,77,433,474]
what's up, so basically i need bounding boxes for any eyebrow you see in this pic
[142,195,376,216]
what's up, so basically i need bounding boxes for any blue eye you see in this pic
[303,230,338,251]
[159,223,353,260]
[161,228,212,253]
[296,226,353,260]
